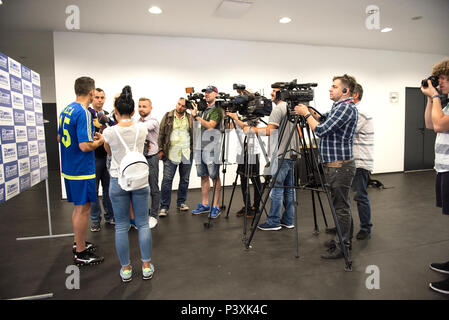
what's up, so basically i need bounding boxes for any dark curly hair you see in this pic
[114,85,134,115]
[432,59,449,78]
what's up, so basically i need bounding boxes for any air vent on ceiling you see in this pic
[214,0,253,19]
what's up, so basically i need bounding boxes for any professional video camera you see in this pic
[272,79,317,110]
[185,87,208,112]
[97,111,116,126]
[217,83,272,119]
[421,75,439,88]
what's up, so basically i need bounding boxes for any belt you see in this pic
[323,159,353,168]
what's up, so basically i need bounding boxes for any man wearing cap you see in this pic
[191,85,223,218]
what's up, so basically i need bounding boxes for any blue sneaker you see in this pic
[208,206,221,219]
[257,222,281,231]
[192,203,210,215]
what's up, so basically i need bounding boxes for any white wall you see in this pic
[54,31,447,195]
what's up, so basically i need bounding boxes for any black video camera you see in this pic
[272,79,317,109]
[421,75,439,88]
[97,111,116,126]
[185,87,208,112]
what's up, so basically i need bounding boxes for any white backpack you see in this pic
[113,126,149,191]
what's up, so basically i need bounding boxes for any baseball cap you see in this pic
[202,85,218,93]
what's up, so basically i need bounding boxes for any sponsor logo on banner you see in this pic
[20,174,31,192]
[9,75,22,94]
[0,185,4,203]
[24,96,34,111]
[13,109,26,125]
[16,143,29,159]
[35,113,43,126]
[40,167,48,180]
[0,52,8,72]
[21,65,31,82]
[18,158,30,176]
[38,140,46,153]
[0,106,14,126]
[0,88,12,108]
[0,164,4,184]
[34,99,42,112]
[39,153,47,167]
[31,170,40,187]
[29,141,38,156]
[25,111,36,126]
[22,80,33,97]
[37,126,45,140]
[1,126,15,144]
[5,178,20,201]
[32,84,41,99]
[0,70,10,91]
[8,58,21,78]
[30,155,39,170]
[27,127,37,140]
[15,126,27,143]
[31,71,40,86]
[11,91,24,109]
[4,161,18,182]
[2,143,17,163]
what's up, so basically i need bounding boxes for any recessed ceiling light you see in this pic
[0,1,3,5]
[279,17,292,24]
[148,6,162,14]
[411,16,423,20]
[381,27,392,33]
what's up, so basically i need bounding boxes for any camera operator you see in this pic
[295,74,358,259]
[230,87,297,231]
[191,85,223,218]
[421,58,449,295]
[90,88,115,232]
[226,113,262,218]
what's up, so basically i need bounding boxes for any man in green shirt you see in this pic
[191,85,223,218]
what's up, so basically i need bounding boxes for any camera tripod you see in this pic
[245,104,353,271]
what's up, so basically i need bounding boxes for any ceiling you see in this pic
[0,0,448,55]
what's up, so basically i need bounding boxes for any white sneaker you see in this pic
[159,208,168,217]
[177,203,189,211]
[149,216,158,229]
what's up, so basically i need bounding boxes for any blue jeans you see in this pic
[267,159,295,226]
[90,156,114,224]
[351,168,372,232]
[109,178,152,267]
[160,154,192,209]
[146,154,160,218]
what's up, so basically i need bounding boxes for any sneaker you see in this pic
[90,224,101,232]
[105,218,115,225]
[192,203,210,215]
[159,208,168,217]
[208,206,221,219]
[74,250,104,266]
[356,229,371,240]
[120,266,133,283]
[236,206,247,217]
[72,241,96,254]
[142,264,155,280]
[129,219,138,230]
[324,239,352,250]
[247,206,260,218]
[430,261,449,274]
[280,222,295,229]
[429,278,449,295]
[177,204,189,211]
[149,216,158,229]
[257,222,281,231]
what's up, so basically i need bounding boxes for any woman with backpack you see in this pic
[103,85,154,282]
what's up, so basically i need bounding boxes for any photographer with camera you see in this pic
[89,88,115,232]
[191,86,224,218]
[295,74,358,259]
[232,86,297,231]
[421,58,449,295]
[158,98,194,215]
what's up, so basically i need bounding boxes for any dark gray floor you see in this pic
[0,170,448,300]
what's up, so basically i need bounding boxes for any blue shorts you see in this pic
[64,178,97,205]
[196,162,220,179]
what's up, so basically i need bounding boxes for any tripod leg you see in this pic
[311,190,319,235]
[295,188,300,258]
[316,192,329,228]
[204,176,218,229]
[226,174,239,218]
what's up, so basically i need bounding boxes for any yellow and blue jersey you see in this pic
[58,102,95,180]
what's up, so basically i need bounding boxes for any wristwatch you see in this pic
[304,113,312,120]
[432,94,440,100]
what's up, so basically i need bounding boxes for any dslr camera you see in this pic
[272,79,317,110]
[421,75,439,88]
[185,87,208,112]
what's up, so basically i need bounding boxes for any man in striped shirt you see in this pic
[351,83,374,240]
[422,58,449,295]
[295,74,358,259]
